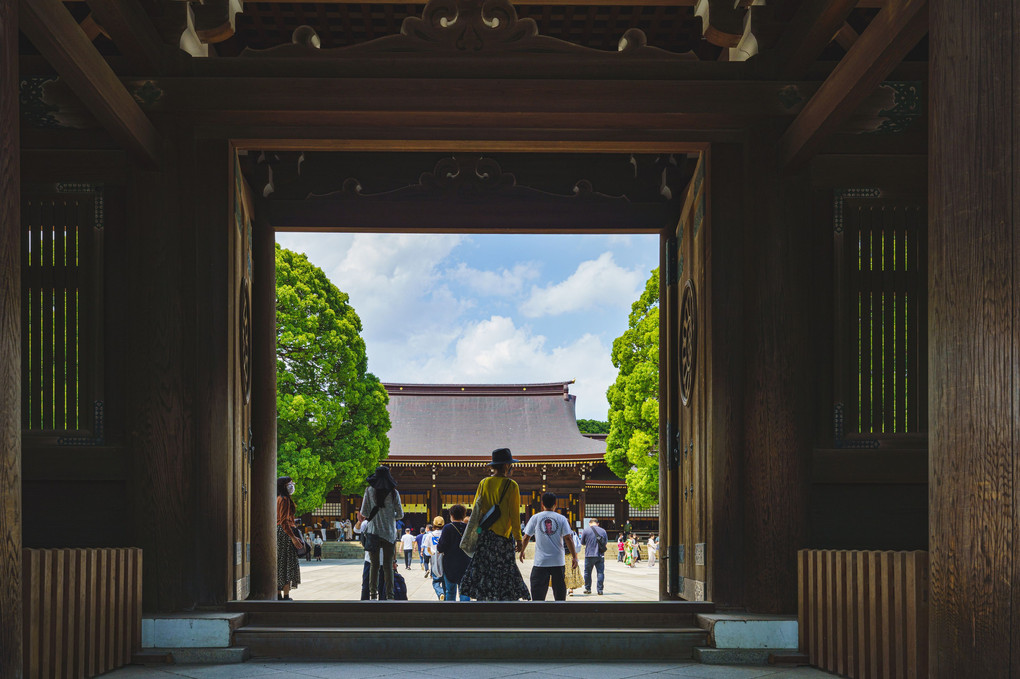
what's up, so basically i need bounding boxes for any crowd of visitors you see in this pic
[276,447,655,601]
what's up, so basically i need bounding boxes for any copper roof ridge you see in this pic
[384,381,575,396]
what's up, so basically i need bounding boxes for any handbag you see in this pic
[291,526,309,557]
[460,499,483,557]
[477,478,511,533]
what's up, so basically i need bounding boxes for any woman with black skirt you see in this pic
[459,448,531,601]
[276,476,302,600]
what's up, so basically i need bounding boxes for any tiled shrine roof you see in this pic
[383,381,607,462]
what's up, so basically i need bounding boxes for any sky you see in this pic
[274,232,659,420]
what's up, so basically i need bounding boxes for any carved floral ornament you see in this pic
[243,0,696,59]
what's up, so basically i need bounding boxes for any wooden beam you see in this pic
[0,0,23,675]
[778,0,928,170]
[86,0,167,74]
[19,0,160,167]
[772,0,860,80]
[834,22,860,50]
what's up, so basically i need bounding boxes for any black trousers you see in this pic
[530,565,567,601]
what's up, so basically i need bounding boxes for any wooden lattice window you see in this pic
[21,186,103,440]
[584,503,615,519]
[629,504,660,518]
[834,191,927,441]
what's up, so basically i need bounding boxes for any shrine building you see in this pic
[312,381,655,533]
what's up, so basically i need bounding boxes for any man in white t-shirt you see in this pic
[399,528,416,570]
[520,492,578,601]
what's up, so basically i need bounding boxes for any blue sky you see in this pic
[275,232,659,420]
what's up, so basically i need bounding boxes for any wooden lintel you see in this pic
[86,0,167,74]
[268,199,674,233]
[20,0,160,167]
[772,0,859,80]
[777,0,928,171]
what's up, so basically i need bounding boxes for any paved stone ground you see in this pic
[103,660,839,679]
[293,554,661,600]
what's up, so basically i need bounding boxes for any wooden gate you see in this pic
[231,161,255,599]
[670,153,708,601]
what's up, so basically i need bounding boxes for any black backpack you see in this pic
[594,529,608,554]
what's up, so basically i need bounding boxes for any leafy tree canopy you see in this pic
[276,245,391,515]
[576,419,610,434]
[605,268,659,509]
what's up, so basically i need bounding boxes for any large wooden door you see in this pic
[674,153,708,601]
[231,162,255,599]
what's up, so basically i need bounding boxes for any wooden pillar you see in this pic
[191,139,232,606]
[126,128,195,612]
[250,199,277,600]
[705,143,746,607]
[659,234,679,598]
[929,2,1018,675]
[741,124,812,613]
[0,0,22,672]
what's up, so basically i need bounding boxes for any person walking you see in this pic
[423,517,445,598]
[617,535,626,563]
[632,533,641,564]
[624,534,636,567]
[647,534,658,567]
[580,518,608,595]
[421,523,434,574]
[400,528,416,569]
[359,465,404,600]
[520,492,578,601]
[415,527,427,570]
[312,534,323,561]
[458,448,531,601]
[276,476,302,600]
[436,503,471,601]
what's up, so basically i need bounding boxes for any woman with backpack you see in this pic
[359,465,404,600]
[458,448,531,601]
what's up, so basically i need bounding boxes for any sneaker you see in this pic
[439,594,446,601]
[597,591,604,595]
[583,589,591,594]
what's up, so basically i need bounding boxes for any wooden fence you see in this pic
[798,550,928,679]
[23,548,142,679]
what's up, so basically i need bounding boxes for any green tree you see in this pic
[576,419,610,434]
[276,245,391,515]
[605,268,659,509]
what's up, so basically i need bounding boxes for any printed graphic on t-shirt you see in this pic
[541,518,557,536]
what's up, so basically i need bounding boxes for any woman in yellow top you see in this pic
[458,448,531,601]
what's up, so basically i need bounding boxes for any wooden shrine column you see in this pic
[250,200,277,600]
[429,465,440,520]
[741,125,814,613]
[125,127,196,611]
[0,0,22,672]
[929,1,1018,675]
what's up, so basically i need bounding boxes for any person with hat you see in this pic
[458,448,531,601]
[359,465,404,600]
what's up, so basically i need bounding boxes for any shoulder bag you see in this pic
[477,478,511,533]
[362,504,382,551]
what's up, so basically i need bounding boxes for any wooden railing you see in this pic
[23,548,142,679]
[798,549,928,679]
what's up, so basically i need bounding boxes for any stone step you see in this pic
[228,600,713,630]
[236,626,708,661]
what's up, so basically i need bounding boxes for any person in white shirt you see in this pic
[647,535,658,567]
[399,528,416,570]
[422,517,445,599]
[519,492,578,601]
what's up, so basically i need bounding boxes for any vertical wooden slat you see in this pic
[835,551,846,675]
[104,549,115,674]
[845,551,858,678]
[71,550,84,679]
[23,550,38,679]
[881,210,895,433]
[894,210,907,433]
[868,209,883,435]
[798,551,807,653]
[814,550,824,666]
[54,550,67,679]
[94,549,107,675]
[133,549,143,657]
[856,551,869,676]
[41,201,54,430]
[53,210,65,431]
[66,209,79,432]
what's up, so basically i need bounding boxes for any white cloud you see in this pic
[445,262,541,297]
[375,315,616,420]
[520,251,645,318]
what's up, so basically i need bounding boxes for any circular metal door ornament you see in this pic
[680,279,697,407]
[240,277,252,405]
